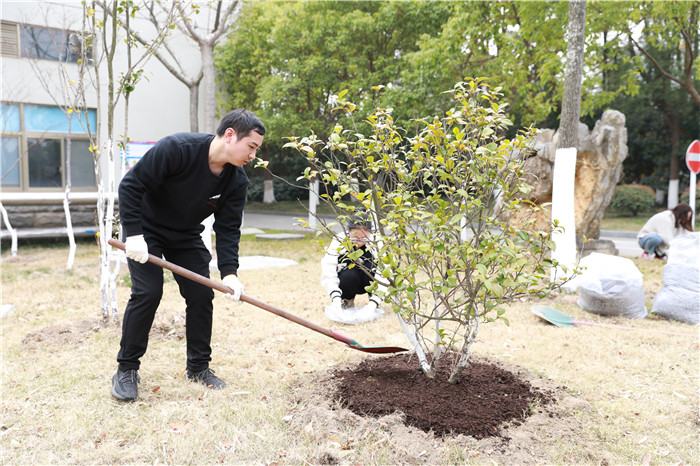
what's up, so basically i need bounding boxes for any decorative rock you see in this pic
[514,110,629,244]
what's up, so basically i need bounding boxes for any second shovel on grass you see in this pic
[531,305,697,338]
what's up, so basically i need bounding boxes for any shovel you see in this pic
[531,305,698,338]
[108,238,408,353]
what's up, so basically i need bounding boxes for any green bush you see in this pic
[610,184,655,216]
[286,79,564,384]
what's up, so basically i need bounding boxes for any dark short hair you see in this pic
[216,109,266,138]
[346,208,372,231]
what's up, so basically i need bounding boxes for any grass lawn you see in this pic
[1,234,698,464]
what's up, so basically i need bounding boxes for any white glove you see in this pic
[362,302,380,313]
[125,235,149,264]
[222,274,244,301]
[332,296,343,310]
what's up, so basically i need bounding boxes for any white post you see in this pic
[551,147,578,282]
[690,171,697,226]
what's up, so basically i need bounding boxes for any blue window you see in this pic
[0,102,97,191]
[25,105,95,134]
[1,103,20,132]
[1,136,20,188]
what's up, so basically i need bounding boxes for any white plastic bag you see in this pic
[652,233,700,325]
[324,304,384,325]
[666,232,700,268]
[572,253,647,318]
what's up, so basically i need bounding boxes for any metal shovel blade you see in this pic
[108,238,408,354]
[531,305,575,328]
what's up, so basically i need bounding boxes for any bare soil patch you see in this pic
[21,310,187,350]
[21,318,104,348]
[287,354,593,465]
[335,352,555,439]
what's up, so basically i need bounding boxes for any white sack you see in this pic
[652,232,700,325]
[572,253,647,318]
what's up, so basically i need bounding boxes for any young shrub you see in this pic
[609,184,655,216]
[285,79,564,383]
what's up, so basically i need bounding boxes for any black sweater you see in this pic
[118,132,247,276]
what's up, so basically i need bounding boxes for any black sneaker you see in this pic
[187,368,226,389]
[111,369,140,401]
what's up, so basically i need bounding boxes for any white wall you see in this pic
[1,1,204,162]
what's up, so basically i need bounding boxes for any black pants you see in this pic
[117,234,214,372]
[338,266,373,300]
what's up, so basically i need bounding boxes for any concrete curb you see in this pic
[600,230,637,239]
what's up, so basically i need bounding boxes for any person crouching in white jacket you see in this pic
[320,210,385,323]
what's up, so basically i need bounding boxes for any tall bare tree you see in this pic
[113,1,202,131]
[102,1,242,132]
[172,1,243,132]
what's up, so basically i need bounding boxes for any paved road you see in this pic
[242,211,643,258]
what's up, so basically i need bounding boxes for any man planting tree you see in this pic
[110,109,265,402]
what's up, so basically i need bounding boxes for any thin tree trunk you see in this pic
[396,313,435,377]
[667,111,681,208]
[189,83,200,132]
[201,42,216,133]
[64,135,76,270]
[261,147,276,203]
[558,0,586,150]
[448,318,479,384]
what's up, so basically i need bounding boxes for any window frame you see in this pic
[1,20,92,64]
[1,102,97,193]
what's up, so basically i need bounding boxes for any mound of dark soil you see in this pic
[334,353,555,439]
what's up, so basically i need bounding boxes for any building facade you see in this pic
[1,1,203,238]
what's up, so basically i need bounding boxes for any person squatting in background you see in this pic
[637,203,694,259]
[320,209,386,322]
[111,109,265,402]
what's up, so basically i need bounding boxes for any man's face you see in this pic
[349,227,371,247]
[225,129,263,166]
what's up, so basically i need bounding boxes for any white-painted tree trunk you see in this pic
[262,179,276,204]
[667,179,679,209]
[201,214,214,254]
[308,178,319,228]
[0,202,17,257]
[396,313,434,376]
[97,140,119,321]
[63,196,76,270]
[551,148,578,281]
[64,132,75,270]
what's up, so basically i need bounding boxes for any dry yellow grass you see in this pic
[1,235,698,464]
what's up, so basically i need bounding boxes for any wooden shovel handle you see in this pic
[108,238,359,346]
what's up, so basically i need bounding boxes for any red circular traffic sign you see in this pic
[687,139,700,174]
